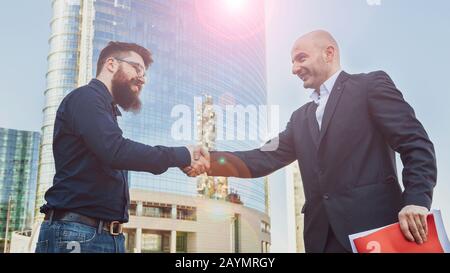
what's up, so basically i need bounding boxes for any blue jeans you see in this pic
[35,220,126,253]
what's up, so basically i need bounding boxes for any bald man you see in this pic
[185,30,437,253]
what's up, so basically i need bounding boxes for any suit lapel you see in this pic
[308,102,320,149]
[318,71,349,147]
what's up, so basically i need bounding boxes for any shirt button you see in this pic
[323,194,329,200]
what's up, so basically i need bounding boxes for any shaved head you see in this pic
[292,30,340,58]
[291,30,341,90]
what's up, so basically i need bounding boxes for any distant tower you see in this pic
[291,162,305,252]
[0,128,40,252]
[264,176,270,216]
[196,95,228,200]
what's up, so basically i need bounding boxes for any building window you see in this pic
[261,241,270,253]
[177,206,196,221]
[123,228,135,253]
[141,231,170,253]
[261,221,270,234]
[141,202,171,218]
[261,241,271,253]
[129,201,137,216]
[142,233,162,253]
[176,232,188,253]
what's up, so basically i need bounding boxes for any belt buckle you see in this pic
[109,221,123,236]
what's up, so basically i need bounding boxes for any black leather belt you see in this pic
[44,210,123,235]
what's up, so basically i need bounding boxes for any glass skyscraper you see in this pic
[0,128,40,252]
[36,0,268,221]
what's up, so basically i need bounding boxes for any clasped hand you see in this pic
[183,145,210,177]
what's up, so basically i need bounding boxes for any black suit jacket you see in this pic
[208,71,437,252]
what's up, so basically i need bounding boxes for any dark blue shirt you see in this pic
[41,79,191,222]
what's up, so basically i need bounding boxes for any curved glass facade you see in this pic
[35,0,81,221]
[36,0,268,216]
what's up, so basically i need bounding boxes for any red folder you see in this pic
[349,210,450,253]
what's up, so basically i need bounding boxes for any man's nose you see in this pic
[292,64,300,75]
[137,76,146,85]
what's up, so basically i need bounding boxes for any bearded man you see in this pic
[36,42,209,253]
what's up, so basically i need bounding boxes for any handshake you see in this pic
[184,145,211,177]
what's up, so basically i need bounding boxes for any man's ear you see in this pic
[105,57,118,74]
[325,46,335,63]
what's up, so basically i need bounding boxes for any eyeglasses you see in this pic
[114,57,146,78]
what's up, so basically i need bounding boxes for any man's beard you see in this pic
[111,68,143,114]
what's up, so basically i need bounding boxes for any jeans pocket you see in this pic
[57,222,97,253]
[35,240,49,253]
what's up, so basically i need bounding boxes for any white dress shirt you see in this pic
[310,70,342,130]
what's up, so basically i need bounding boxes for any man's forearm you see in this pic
[207,149,294,178]
[207,152,254,178]
[109,138,191,174]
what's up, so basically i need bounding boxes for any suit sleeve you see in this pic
[367,71,437,210]
[207,112,298,178]
[71,90,191,174]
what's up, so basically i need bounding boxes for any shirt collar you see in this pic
[89,79,122,116]
[309,69,342,104]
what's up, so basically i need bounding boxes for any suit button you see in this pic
[323,194,329,200]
